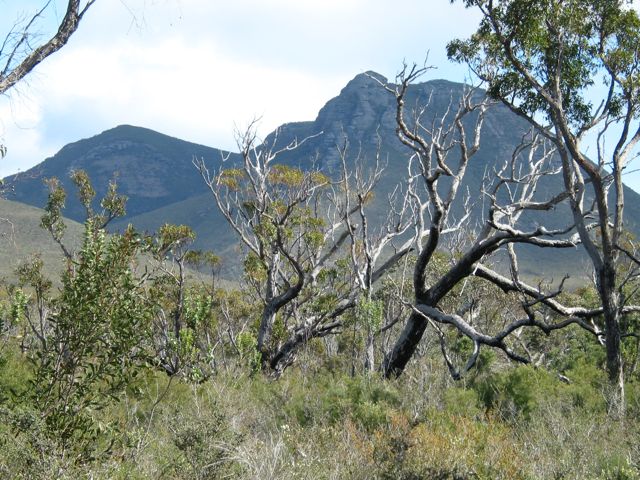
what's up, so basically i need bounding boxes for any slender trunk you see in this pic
[257,304,277,368]
[364,328,375,373]
[363,288,376,373]
[598,262,625,417]
[350,320,358,377]
[173,260,185,341]
[554,140,625,416]
[257,253,279,367]
[383,310,428,378]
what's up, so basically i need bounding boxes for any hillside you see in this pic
[0,199,83,281]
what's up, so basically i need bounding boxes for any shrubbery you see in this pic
[0,172,638,478]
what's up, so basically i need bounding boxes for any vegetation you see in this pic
[448,0,640,416]
[1,323,639,478]
[0,168,637,477]
[1,0,640,477]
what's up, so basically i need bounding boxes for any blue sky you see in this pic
[0,0,481,175]
[1,0,639,193]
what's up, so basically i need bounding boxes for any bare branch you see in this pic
[0,1,98,95]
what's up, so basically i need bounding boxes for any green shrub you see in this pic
[443,387,482,417]
[472,364,607,420]
[166,407,241,480]
[402,412,528,480]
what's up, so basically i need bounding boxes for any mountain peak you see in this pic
[91,124,184,143]
[3,123,230,222]
[343,71,388,91]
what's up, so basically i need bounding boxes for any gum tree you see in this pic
[196,123,338,372]
[448,0,640,415]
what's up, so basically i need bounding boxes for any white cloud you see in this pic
[38,35,346,141]
[0,26,351,176]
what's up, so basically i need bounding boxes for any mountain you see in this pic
[3,125,237,222]
[4,72,640,280]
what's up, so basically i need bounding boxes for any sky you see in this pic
[0,0,482,177]
[0,0,639,192]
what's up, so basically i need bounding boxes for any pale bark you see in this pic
[379,65,610,381]
[448,1,640,415]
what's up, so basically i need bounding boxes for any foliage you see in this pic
[0,328,638,478]
[147,223,224,380]
[447,0,640,417]
[237,331,261,373]
[355,296,384,331]
[401,412,526,479]
[165,402,242,479]
[27,222,150,457]
[40,177,68,247]
[153,223,196,255]
[448,0,640,127]
[0,172,152,462]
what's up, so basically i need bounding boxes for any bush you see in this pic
[402,412,527,480]
[166,407,241,479]
[472,364,607,420]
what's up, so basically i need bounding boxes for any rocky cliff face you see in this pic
[270,73,490,174]
[311,72,397,170]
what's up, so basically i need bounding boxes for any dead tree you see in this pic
[196,123,415,376]
[196,122,340,372]
[379,65,610,379]
[331,136,413,373]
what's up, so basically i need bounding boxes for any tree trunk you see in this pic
[257,304,277,368]
[364,328,375,373]
[269,322,314,377]
[383,310,428,378]
[269,343,298,378]
[598,263,625,417]
[257,254,280,368]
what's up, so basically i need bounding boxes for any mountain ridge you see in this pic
[3,72,640,280]
[3,124,237,222]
